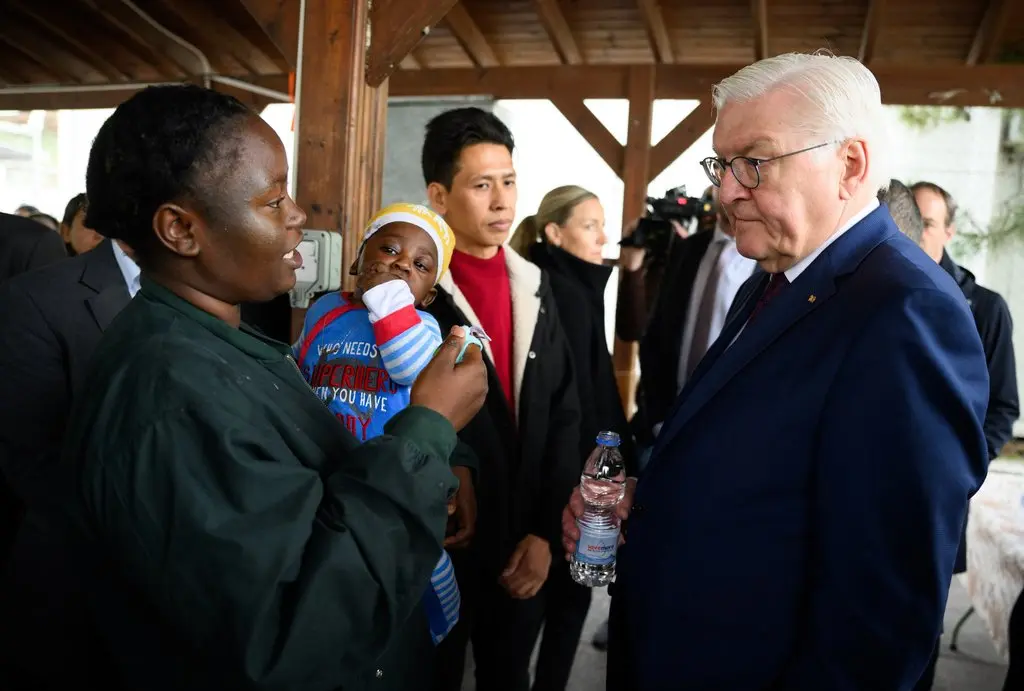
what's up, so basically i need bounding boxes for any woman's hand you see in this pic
[411,326,488,431]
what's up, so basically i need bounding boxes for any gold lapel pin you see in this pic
[808,295,817,303]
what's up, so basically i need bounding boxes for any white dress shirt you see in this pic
[111,240,141,298]
[676,226,756,391]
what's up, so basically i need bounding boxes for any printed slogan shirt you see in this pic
[294,290,442,441]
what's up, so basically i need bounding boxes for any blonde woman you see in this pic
[511,185,635,691]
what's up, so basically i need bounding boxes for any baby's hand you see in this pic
[358,271,404,293]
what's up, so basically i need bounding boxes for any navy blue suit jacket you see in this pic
[614,207,990,690]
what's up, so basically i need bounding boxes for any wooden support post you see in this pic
[289,0,389,340]
[612,66,655,415]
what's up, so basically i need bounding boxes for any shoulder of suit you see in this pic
[4,249,90,295]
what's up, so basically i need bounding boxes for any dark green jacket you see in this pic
[62,279,457,690]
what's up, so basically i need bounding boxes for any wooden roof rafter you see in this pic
[635,0,674,64]
[858,0,885,65]
[751,0,769,61]
[534,0,583,65]
[443,3,499,68]
[967,0,1012,65]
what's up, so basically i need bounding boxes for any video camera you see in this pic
[619,185,715,257]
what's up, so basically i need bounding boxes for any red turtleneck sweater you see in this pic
[449,247,515,409]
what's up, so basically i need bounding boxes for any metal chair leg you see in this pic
[950,605,975,652]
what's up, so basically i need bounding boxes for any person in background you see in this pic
[2,84,489,691]
[878,179,924,244]
[422,107,582,691]
[27,213,59,233]
[59,194,104,256]
[564,52,990,690]
[14,205,39,218]
[910,180,1019,691]
[0,211,66,284]
[510,184,633,690]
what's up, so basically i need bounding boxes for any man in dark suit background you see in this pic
[0,211,66,284]
[564,52,990,690]
[625,186,756,469]
[0,237,138,687]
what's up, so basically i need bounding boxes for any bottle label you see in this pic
[574,524,619,566]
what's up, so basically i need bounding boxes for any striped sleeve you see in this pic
[363,280,444,386]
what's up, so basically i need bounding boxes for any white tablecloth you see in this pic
[965,459,1024,659]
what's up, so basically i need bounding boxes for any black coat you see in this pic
[528,243,635,472]
[632,230,715,446]
[0,240,133,687]
[940,251,1019,459]
[0,212,66,285]
[426,248,582,577]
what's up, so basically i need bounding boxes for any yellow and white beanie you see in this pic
[361,203,456,285]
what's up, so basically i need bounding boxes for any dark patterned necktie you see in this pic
[748,273,789,323]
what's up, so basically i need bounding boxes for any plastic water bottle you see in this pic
[570,431,627,587]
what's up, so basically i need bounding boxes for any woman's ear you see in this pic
[153,203,201,258]
[543,222,561,246]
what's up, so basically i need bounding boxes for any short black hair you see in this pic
[879,179,924,244]
[62,193,88,228]
[85,84,253,264]
[421,107,514,189]
[910,181,958,227]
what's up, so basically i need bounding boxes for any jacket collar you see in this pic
[653,205,898,456]
[437,245,543,417]
[81,239,132,332]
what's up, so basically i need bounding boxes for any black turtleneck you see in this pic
[527,242,636,472]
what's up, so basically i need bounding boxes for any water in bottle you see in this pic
[570,431,627,587]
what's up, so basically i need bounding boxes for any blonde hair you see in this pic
[509,185,598,257]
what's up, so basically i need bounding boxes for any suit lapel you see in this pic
[81,240,132,331]
[651,207,898,460]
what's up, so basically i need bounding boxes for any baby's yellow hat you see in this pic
[361,203,455,284]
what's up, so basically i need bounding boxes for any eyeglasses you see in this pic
[701,142,836,190]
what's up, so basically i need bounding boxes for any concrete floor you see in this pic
[463,578,1008,690]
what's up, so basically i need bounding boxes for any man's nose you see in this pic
[718,168,749,206]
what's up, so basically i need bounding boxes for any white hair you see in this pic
[712,50,891,192]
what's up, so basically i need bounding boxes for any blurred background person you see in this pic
[878,179,924,244]
[510,184,634,690]
[59,194,104,256]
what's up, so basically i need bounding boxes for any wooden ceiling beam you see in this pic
[0,32,81,85]
[551,97,623,174]
[858,0,884,65]
[236,0,302,69]
[8,5,131,82]
[86,0,196,78]
[635,0,674,63]
[366,0,459,86]
[400,54,423,70]
[533,0,583,65]
[388,64,1024,108]
[967,0,1012,65]
[444,3,500,68]
[649,100,716,182]
[751,0,769,61]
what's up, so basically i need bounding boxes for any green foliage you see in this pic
[897,105,972,131]
[951,194,1024,257]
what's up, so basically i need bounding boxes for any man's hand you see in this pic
[499,534,551,599]
[561,478,637,560]
[445,466,477,549]
[410,327,488,431]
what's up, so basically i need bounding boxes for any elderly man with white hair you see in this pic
[562,52,990,690]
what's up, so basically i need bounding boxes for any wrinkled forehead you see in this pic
[712,87,810,157]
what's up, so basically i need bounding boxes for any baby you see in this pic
[295,202,465,645]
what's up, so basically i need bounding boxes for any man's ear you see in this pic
[837,139,869,202]
[153,203,201,258]
[420,287,437,308]
[427,182,448,215]
[946,221,957,241]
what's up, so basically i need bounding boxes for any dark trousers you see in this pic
[533,560,592,691]
[912,637,940,691]
[1005,589,1024,691]
[605,584,633,691]
[432,549,546,691]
